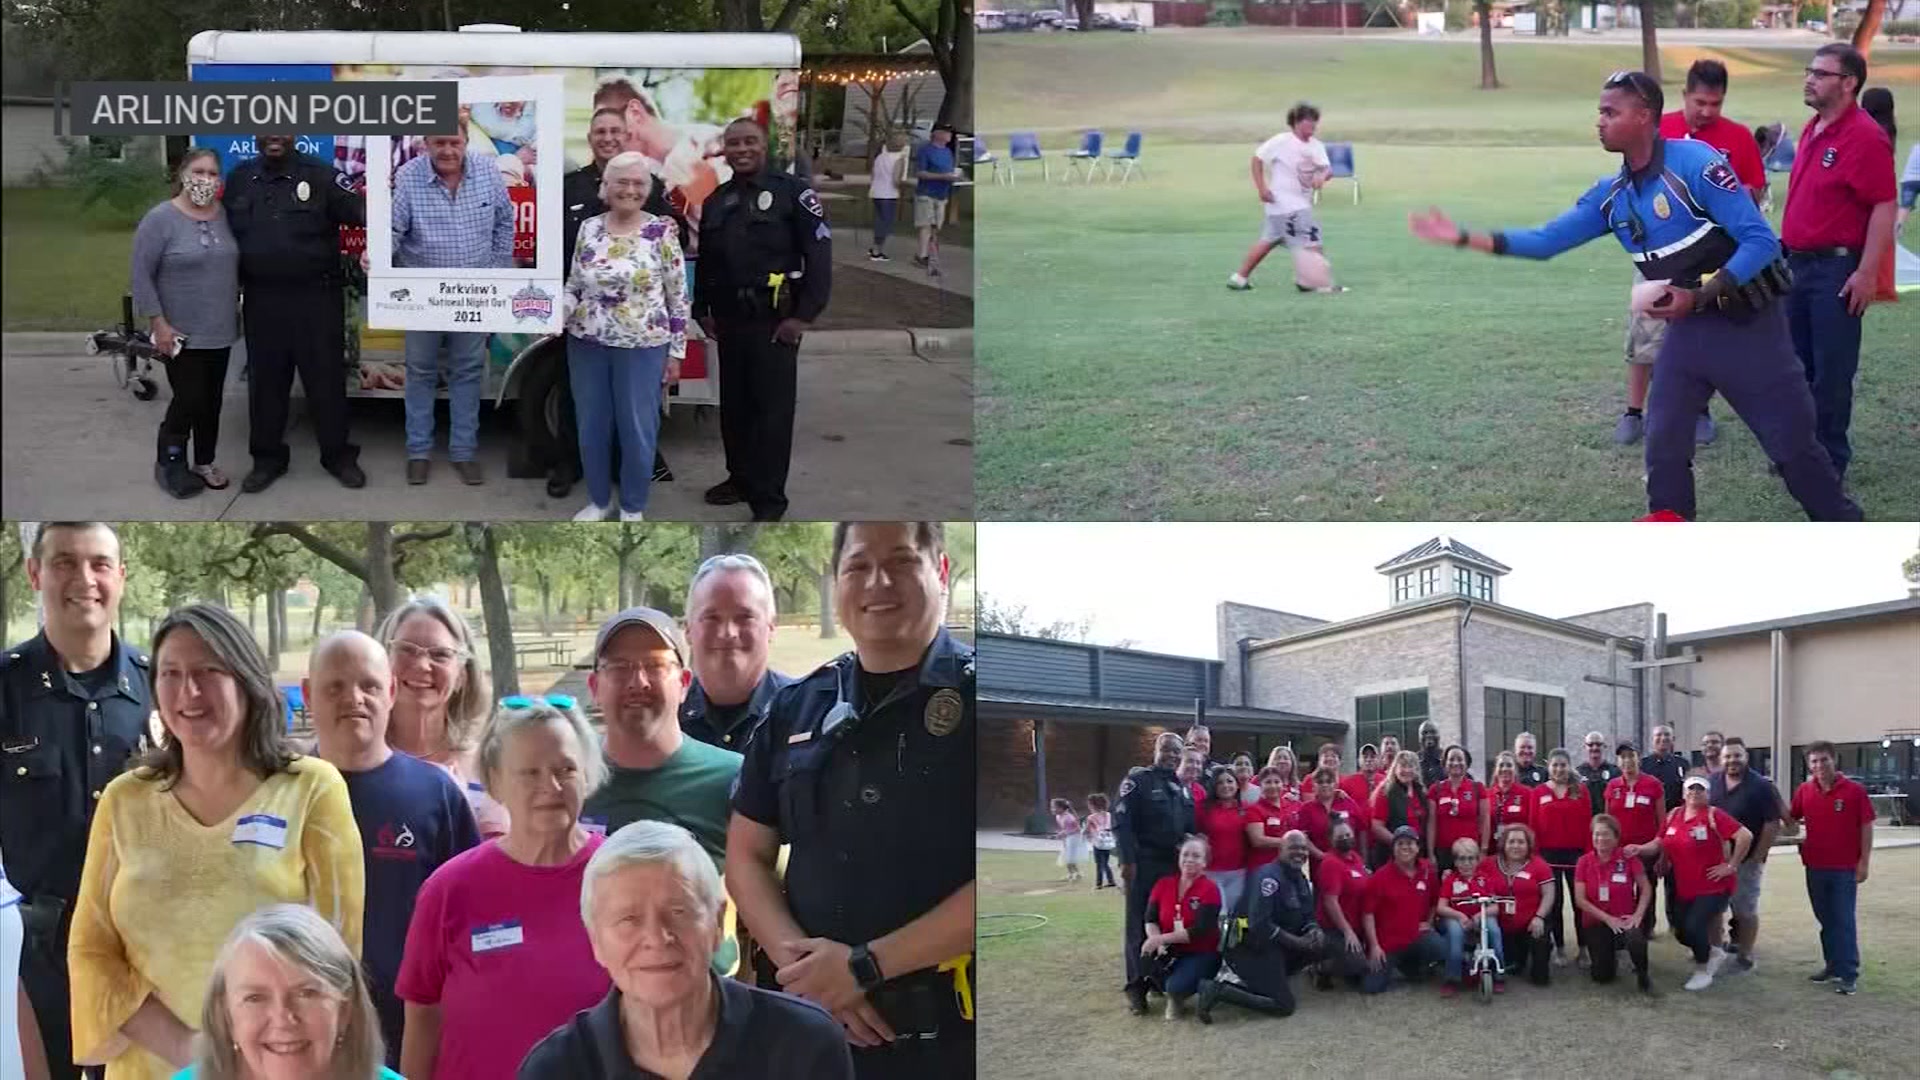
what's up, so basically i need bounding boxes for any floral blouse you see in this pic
[563,213,689,356]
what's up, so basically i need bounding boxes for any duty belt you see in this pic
[1699,257,1793,321]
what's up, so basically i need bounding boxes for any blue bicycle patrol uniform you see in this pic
[1488,137,1861,521]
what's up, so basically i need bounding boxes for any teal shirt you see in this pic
[173,1060,405,1068]
[174,1069,403,1079]
[582,735,744,973]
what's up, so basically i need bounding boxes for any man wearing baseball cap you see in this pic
[1410,70,1860,522]
[727,523,975,1078]
[580,605,746,976]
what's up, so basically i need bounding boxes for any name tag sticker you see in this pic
[1612,872,1629,883]
[1516,871,1532,880]
[1508,803,1522,813]
[1416,880,1427,890]
[471,921,524,952]
[1453,881,1466,893]
[580,815,608,837]
[231,814,289,850]
[1691,826,1708,841]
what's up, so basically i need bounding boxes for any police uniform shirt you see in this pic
[1575,761,1616,814]
[1516,763,1550,788]
[1112,764,1195,869]
[222,151,365,287]
[693,170,832,324]
[1642,752,1688,815]
[563,164,686,278]
[732,629,972,949]
[1247,861,1318,945]
[0,632,152,909]
[1493,137,1780,287]
[680,670,795,753]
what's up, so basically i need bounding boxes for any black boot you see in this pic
[1124,982,1148,1016]
[1195,979,1219,1024]
[1210,979,1288,1016]
[155,440,206,499]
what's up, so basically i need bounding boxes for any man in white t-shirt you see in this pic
[1228,103,1346,293]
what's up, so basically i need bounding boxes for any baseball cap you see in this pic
[592,606,686,665]
[1615,741,1639,756]
[1391,825,1421,845]
[1683,775,1710,792]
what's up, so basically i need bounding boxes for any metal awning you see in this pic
[982,688,1345,736]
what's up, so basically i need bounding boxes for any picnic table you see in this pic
[512,637,574,669]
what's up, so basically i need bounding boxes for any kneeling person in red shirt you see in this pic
[1141,836,1224,1020]
[1574,814,1653,993]
[1360,826,1444,994]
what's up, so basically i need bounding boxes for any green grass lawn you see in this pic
[1,186,151,332]
[975,33,1920,521]
[979,846,1920,1079]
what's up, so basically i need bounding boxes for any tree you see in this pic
[1852,0,1887,53]
[891,0,970,129]
[717,0,812,30]
[253,523,459,627]
[1475,0,1501,89]
[465,524,520,698]
[1638,0,1661,82]
[977,594,1094,641]
[749,523,835,627]
[943,521,975,601]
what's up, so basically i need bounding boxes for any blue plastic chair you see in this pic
[281,684,305,731]
[1315,142,1359,205]
[972,137,1003,184]
[1105,131,1145,184]
[1008,131,1048,184]
[1764,126,1795,173]
[1063,130,1104,183]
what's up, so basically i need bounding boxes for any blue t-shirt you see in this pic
[342,751,482,1066]
[916,142,957,200]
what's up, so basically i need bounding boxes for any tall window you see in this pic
[1789,741,1917,789]
[1418,566,1438,596]
[1356,688,1430,758]
[1475,573,1493,601]
[1394,573,1412,602]
[1483,688,1564,772]
[1454,567,1472,595]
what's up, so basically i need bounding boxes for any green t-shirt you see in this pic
[582,735,744,973]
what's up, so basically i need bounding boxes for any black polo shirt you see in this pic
[1515,763,1549,787]
[732,628,973,948]
[0,631,151,912]
[1709,770,1785,864]
[1641,751,1689,813]
[680,670,795,753]
[516,978,852,1079]
[1575,761,1617,815]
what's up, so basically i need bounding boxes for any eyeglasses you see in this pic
[390,640,468,666]
[594,659,680,685]
[1803,67,1845,80]
[500,693,577,710]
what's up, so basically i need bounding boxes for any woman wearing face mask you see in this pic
[173,904,399,1080]
[1531,749,1595,968]
[131,149,241,498]
[1196,769,1250,918]
[1311,821,1372,990]
[374,600,507,839]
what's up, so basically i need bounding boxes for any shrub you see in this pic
[53,136,169,228]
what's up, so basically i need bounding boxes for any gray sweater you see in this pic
[130,201,240,348]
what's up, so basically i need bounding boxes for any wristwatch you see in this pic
[1454,228,1471,248]
[848,943,885,991]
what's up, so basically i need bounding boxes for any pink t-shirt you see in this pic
[395,836,610,1080]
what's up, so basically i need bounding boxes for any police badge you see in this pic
[1652,192,1671,220]
[296,180,311,202]
[756,190,774,211]
[925,688,964,736]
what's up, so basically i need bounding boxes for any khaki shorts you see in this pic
[913,195,948,228]
[1731,860,1765,918]
[1625,268,1668,365]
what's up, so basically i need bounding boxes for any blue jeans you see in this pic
[1361,929,1445,994]
[1785,251,1864,477]
[403,330,488,461]
[1157,952,1220,997]
[1806,868,1860,982]
[872,198,898,249]
[1443,917,1504,982]
[566,335,667,513]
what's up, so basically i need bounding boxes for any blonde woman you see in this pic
[68,605,364,1080]
[374,599,507,839]
[132,148,240,497]
[396,696,611,1080]
[562,150,690,523]
[173,904,398,1079]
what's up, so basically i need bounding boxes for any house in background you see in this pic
[835,40,947,158]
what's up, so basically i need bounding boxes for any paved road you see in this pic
[2,329,972,521]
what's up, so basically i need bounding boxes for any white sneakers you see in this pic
[572,504,646,522]
[619,510,645,522]
[1685,947,1730,991]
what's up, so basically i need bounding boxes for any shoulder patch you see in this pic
[1702,159,1740,194]
[334,170,356,192]
[1260,875,1279,896]
[798,188,826,219]
[1118,777,1136,798]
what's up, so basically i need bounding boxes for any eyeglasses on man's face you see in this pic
[1803,67,1844,80]
[595,658,680,685]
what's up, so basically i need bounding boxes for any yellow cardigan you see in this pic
[68,756,364,1080]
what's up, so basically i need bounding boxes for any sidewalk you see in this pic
[829,226,973,299]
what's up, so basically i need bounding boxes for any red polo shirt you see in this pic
[1661,806,1744,901]
[1243,798,1294,869]
[1195,801,1249,872]
[1532,782,1594,856]
[1293,792,1366,854]
[1316,848,1370,933]
[1473,855,1553,935]
[1429,776,1487,858]
[1790,775,1875,871]
[1488,782,1533,833]
[1147,872,1223,954]
[1339,769,1383,810]
[1575,850,1647,920]
[1783,102,1898,250]
[1605,772,1666,846]
[1369,785,1428,843]
[1440,867,1492,919]
[1660,111,1765,191]
[1364,859,1436,953]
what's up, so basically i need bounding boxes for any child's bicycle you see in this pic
[84,294,171,401]
[1463,894,1517,1003]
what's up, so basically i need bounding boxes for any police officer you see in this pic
[726,523,972,1080]
[680,552,794,753]
[1514,732,1550,787]
[1,522,151,1080]
[695,119,833,522]
[1196,830,1336,1022]
[1410,70,1862,522]
[553,107,681,500]
[1114,730,1195,1015]
[222,133,366,493]
[1575,730,1618,813]
[1417,721,1446,787]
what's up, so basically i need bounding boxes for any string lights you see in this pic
[801,55,942,85]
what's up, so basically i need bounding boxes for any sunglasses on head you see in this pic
[499,693,577,711]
